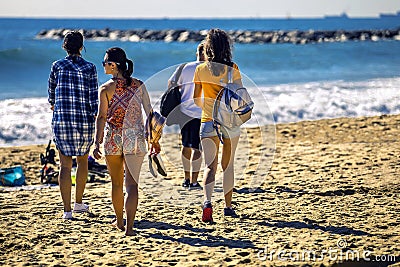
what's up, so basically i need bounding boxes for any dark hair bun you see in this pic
[63,31,84,55]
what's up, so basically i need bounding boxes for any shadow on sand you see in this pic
[258,220,370,236]
[136,219,255,249]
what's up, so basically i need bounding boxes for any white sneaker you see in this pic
[73,202,89,213]
[63,211,73,219]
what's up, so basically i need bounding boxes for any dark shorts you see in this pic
[180,118,201,149]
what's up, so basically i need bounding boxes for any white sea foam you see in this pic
[1,77,400,147]
[0,98,52,147]
[260,77,400,124]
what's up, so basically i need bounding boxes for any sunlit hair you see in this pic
[105,47,134,85]
[204,28,233,76]
[197,41,205,61]
[63,31,84,55]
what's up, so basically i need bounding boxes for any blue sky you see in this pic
[1,0,399,18]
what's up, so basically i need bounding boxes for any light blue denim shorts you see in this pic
[200,121,241,139]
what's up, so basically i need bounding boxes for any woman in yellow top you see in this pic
[193,28,243,223]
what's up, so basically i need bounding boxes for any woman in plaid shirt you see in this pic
[48,31,98,220]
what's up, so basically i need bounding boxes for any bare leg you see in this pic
[124,153,145,236]
[201,136,219,203]
[58,152,73,212]
[191,148,202,184]
[105,155,125,231]
[221,136,240,208]
[181,147,191,181]
[75,154,88,204]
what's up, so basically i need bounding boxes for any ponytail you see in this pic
[123,59,134,86]
[105,47,134,86]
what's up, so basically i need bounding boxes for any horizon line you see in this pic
[0,14,391,20]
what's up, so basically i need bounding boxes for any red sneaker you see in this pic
[202,202,213,223]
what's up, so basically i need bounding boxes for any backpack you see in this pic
[40,140,107,184]
[0,165,25,186]
[160,63,187,126]
[40,140,58,184]
[213,68,254,129]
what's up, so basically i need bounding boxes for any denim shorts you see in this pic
[200,121,240,139]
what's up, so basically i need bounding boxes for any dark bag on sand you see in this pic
[160,63,187,126]
[40,140,58,184]
[0,165,25,186]
[213,68,254,129]
[40,140,108,184]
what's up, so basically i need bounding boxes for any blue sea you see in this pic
[0,17,400,146]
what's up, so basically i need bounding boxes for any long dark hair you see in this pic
[204,29,233,76]
[105,47,134,85]
[63,31,84,55]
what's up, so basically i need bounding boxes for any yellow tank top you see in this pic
[193,62,241,122]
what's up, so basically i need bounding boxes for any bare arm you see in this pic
[167,80,173,89]
[140,82,162,153]
[141,83,153,117]
[93,84,109,159]
[232,64,243,87]
[234,78,243,87]
[193,83,203,108]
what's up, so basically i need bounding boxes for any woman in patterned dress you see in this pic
[93,47,159,236]
[48,31,98,220]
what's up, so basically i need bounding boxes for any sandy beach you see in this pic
[1,114,399,266]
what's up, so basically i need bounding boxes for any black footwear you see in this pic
[182,179,190,187]
[188,182,202,190]
[224,207,239,218]
[202,202,213,223]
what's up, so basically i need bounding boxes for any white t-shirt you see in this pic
[169,61,202,118]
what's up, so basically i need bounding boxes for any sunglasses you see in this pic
[102,61,120,67]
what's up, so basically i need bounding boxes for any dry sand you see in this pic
[1,114,399,266]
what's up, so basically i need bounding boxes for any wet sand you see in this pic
[1,114,399,266]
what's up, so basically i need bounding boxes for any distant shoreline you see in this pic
[36,27,400,45]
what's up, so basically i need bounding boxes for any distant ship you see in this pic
[324,12,349,19]
[379,11,400,18]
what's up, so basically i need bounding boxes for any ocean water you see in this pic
[0,17,400,146]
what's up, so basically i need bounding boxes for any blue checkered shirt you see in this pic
[48,55,98,121]
[48,55,98,155]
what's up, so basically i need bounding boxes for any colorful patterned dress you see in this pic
[104,78,147,155]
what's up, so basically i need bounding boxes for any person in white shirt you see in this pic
[168,42,205,189]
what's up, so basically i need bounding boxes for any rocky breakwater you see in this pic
[37,28,400,44]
